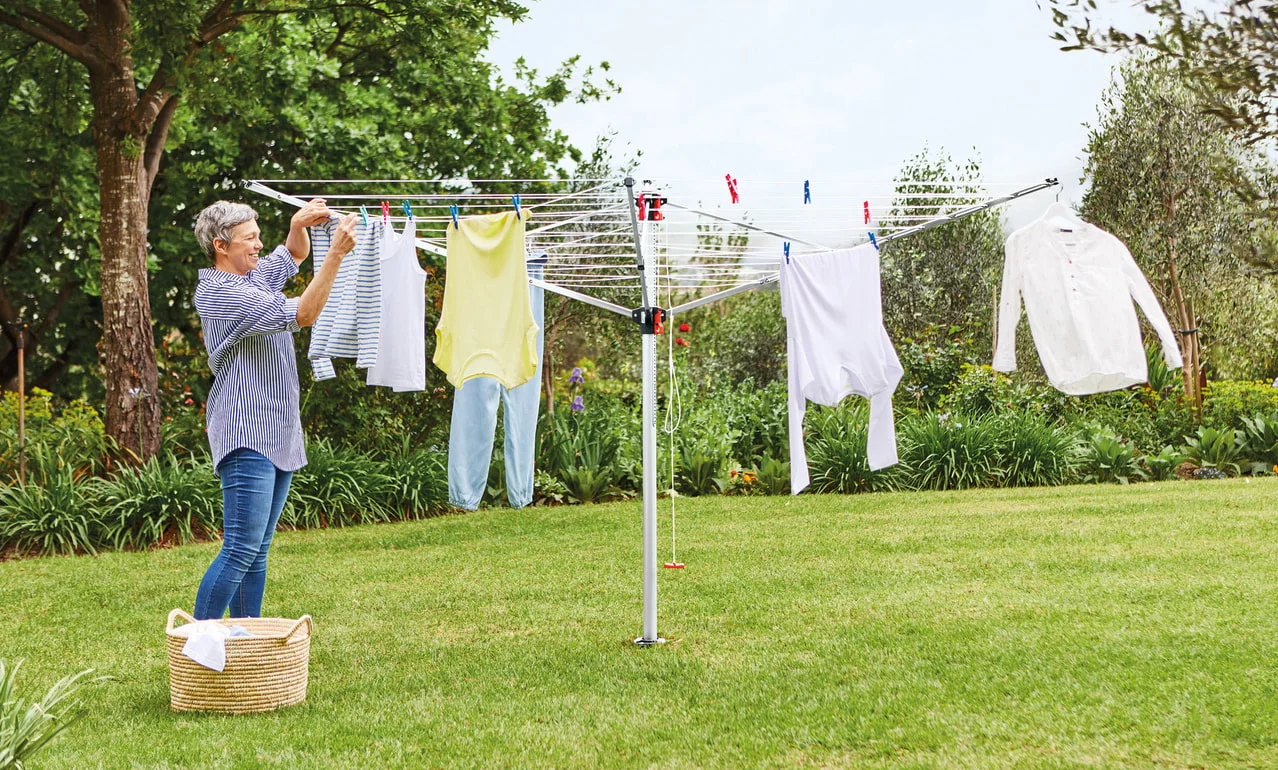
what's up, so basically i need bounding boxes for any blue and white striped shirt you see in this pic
[194,246,308,474]
[307,218,383,379]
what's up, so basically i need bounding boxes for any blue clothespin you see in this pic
[868,231,878,251]
[359,206,369,226]
[512,194,521,217]
[803,180,811,204]
[402,201,413,220]
[450,204,460,230]
[783,242,791,264]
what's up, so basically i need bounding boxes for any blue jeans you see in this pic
[194,448,293,619]
[449,269,544,510]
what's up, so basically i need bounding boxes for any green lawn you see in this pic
[4,479,1278,769]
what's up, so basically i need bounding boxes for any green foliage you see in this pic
[1065,388,1195,454]
[94,453,220,551]
[1203,380,1278,432]
[805,402,904,494]
[1239,412,1278,474]
[1144,342,1182,395]
[0,660,95,769]
[992,413,1080,488]
[0,390,109,484]
[754,455,790,497]
[1183,426,1245,477]
[672,406,737,497]
[1144,445,1189,482]
[300,358,452,454]
[284,440,398,529]
[895,329,975,412]
[717,379,789,469]
[684,291,787,388]
[531,469,570,506]
[0,466,99,557]
[879,149,1006,345]
[1077,432,1147,485]
[542,407,625,505]
[898,413,1000,491]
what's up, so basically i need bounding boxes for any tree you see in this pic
[879,148,1006,349]
[1041,0,1278,147]
[1079,58,1275,408]
[0,1,613,459]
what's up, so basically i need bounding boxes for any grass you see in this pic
[4,479,1278,768]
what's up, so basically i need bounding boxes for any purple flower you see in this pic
[569,367,585,385]
[570,395,585,412]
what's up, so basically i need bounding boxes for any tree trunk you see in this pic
[87,38,160,460]
[1164,195,1202,417]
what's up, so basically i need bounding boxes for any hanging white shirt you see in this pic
[367,218,428,391]
[307,218,384,380]
[782,243,903,495]
[992,212,1182,394]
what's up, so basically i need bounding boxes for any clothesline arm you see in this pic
[529,277,631,318]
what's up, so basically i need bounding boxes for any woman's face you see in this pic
[215,220,264,275]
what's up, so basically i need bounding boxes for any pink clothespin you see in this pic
[381,201,391,223]
[863,201,871,226]
[725,174,739,204]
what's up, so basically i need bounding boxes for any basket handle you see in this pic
[166,608,196,633]
[282,615,312,641]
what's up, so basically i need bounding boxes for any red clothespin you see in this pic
[637,193,647,222]
[381,201,391,223]
[863,201,871,225]
[650,195,664,221]
[653,308,665,335]
[725,174,739,204]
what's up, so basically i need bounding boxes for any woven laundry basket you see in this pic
[165,608,312,714]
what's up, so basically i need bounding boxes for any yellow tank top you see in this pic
[433,210,539,389]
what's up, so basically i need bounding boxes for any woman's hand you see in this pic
[291,198,332,229]
[329,213,359,259]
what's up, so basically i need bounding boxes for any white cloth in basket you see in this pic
[181,622,254,672]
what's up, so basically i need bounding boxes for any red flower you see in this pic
[679,322,691,333]
[184,398,194,405]
[675,337,690,348]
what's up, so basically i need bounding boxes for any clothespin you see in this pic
[359,206,369,226]
[381,201,390,223]
[783,242,791,264]
[725,173,739,204]
[803,180,811,204]
[863,201,871,226]
[868,232,878,251]
[450,204,460,230]
[512,194,521,217]
[636,193,647,222]
[402,201,413,220]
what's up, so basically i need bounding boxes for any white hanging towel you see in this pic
[992,206,1182,394]
[782,243,903,495]
[367,217,428,391]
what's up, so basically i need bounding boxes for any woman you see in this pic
[191,198,358,620]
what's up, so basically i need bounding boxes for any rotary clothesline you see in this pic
[245,174,1061,647]
[245,177,1055,301]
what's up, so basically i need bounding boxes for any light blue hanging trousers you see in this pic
[448,266,544,509]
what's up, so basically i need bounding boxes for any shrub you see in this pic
[95,453,221,550]
[895,328,974,412]
[1183,426,1245,477]
[0,466,100,557]
[0,391,110,484]
[374,441,448,517]
[542,406,626,504]
[719,379,788,469]
[1143,445,1188,481]
[1065,388,1195,453]
[1077,432,1146,484]
[1203,380,1278,432]
[0,660,96,769]
[897,412,1002,490]
[755,455,790,496]
[1239,412,1278,474]
[805,402,906,493]
[991,413,1079,487]
[672,405,737,497]
[284,439,398,528]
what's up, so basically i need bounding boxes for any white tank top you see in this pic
[366,218,428,391]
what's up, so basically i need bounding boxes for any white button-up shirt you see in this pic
[993,215,1182,395]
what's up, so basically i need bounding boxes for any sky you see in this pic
[485,0,1148,232]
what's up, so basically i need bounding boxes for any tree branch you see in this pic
[0,6,94,65]
[144,94,180,189]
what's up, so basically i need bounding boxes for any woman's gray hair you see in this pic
[194,201,258,260]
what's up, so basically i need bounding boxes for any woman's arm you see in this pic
[296,212,359,327]
[286,198,333,267]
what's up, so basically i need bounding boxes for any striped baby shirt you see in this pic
[307,218,384,379]
[194,246,308,474]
